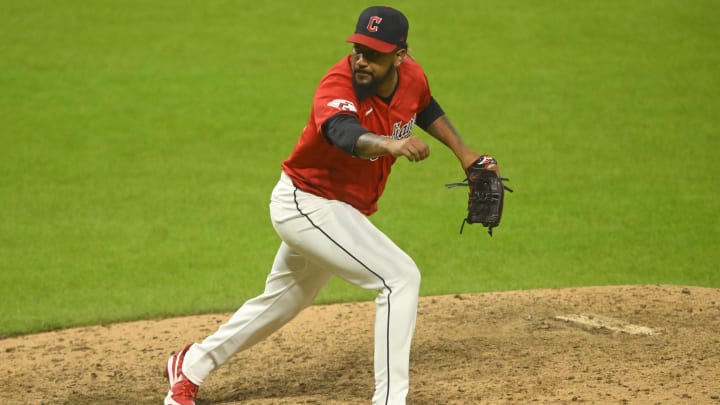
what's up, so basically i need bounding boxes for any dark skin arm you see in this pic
[353,115,480,169]
[354,132,430,162]
[424,115,481,170]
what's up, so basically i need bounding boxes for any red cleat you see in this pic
[164,344,199,405]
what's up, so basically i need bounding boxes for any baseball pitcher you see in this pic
[164,6,507,405]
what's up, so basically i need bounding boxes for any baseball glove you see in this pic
[446,155,512,236]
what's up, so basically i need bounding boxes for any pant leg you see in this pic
[182,241,333,385]
[273,174,421,405]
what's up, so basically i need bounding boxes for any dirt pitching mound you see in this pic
[1,285,719,404]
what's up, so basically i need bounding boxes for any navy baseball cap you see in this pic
[346,6,409,53]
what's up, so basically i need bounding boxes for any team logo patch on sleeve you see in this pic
[327,99,358,113]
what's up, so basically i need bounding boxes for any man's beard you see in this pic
[352,76,378,101]
[352,65,395,101]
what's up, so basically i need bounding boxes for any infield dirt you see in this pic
[1,285,719,404]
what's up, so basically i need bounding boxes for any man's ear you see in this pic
[395,49,407,66]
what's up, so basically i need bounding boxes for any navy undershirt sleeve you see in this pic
[322,113,369,156]
[416,97,445,130]
[322,97,445,155]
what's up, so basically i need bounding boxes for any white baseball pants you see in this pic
[181,171,421,405]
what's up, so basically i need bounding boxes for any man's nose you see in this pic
[354,54,369,66]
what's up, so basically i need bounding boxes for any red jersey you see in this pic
[282,55,433,215]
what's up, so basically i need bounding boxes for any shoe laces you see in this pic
[174,376,199,399]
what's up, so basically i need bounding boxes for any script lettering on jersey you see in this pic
[390,115,416,140]
[368,115,417,161]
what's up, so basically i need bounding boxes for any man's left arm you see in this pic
[417,98,481,170]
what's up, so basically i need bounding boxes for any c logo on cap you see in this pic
[367,16,382,32]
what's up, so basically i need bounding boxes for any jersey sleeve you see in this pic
[402,57,434,118]
[312,59,361,136]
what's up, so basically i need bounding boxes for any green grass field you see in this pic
[1,0,718,337]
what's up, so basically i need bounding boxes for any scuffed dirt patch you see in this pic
[1,285,719,404]
[552,314,661,335]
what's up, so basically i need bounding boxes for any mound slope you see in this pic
[1,285,718,404]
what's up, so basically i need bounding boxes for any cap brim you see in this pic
[346,33,397,53]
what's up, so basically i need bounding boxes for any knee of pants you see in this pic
[386,259,421,293]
